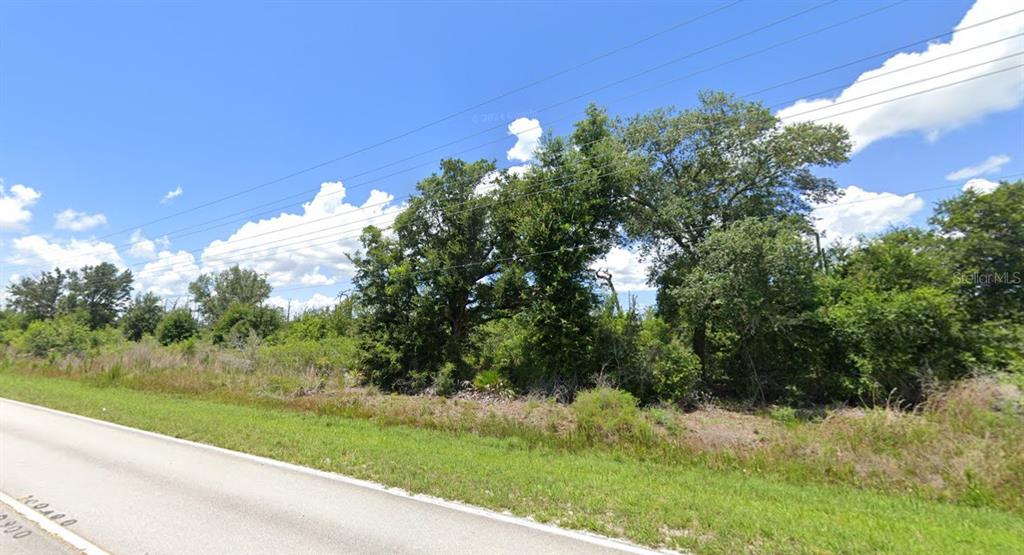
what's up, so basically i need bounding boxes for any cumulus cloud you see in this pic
[135,250,201,297]
[962,178,1002,194]
[162,186,183,203]
[0,183,41,231]
[506,117,543,162]
[475,164,532,196]
[591,247,655,292]
[6,235,123,269]
[127,229,170,260]
[945,153,1011,180]
[54,209,107,231]
[811,185,925,245]
[776,0,1023,153]
[266,293,338,316]
[199,181,403,287]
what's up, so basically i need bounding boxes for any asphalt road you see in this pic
[0,499,81,555]
[0,398,657,555]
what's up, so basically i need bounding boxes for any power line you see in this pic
[90,0,747,241]
[127,58,1024,276]
[64,0,934,264]
[144,26,1023,258]
[266,171,1024,297]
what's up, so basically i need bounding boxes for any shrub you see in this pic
[829,286,971,403]
[472,368,513,395]
[18,316,90,357]
[211,303,283,345]
[121,293,165,341]
[571,387,652,446]
[593,304,701,404]
[256,337,356,375]
[157,309,200,345]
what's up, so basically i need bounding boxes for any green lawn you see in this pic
[2,371,1021,554]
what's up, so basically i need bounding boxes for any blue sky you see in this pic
[1,0,1021,310]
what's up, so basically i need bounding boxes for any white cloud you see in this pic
[945,153,1011,180]
[162,186,183,203]
[127,229,170,260]
[135,250,200,297]
[475,164,531,195]
[591,246,655,291]
[54,209,107,231]
[506,117,543,162]
[199,181,403,287]
[962,177,1002,194]
[6,235,123,269]
[812,185,925,245]
[266,293,337,316]
[776,0,1024,153]
[0,183,41,231]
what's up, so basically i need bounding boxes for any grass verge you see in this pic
[2,370,1022,554]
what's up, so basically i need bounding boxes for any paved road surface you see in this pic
[0,398,656,555]
[0,500,81,555]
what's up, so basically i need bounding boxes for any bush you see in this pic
[593,304,701,404]
[472,368,513,395]
[211,303,283,345]
[571,387,652,446]
[829,286,971,403]
[121,293,165,341]
[18,316,90,357]
[256,337,356,375]
[157,309,200,345]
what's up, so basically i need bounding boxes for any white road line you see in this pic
[0,490,111,555]
[0,397,672,555]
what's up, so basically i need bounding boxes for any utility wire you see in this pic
[127,58,1024,276]
[66,0,951,265]
[141,27,1024,257]
[267,170,1024,296]
[93,0,847,241]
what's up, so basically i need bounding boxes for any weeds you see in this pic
[3,345,1023,514]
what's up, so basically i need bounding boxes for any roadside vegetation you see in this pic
[1,92,1021,553]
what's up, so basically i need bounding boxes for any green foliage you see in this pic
[6,264,133,329]
[256,337,356,376]
[7,268,69,322]
[280,299,354,342]
[593,301,700,404]
[18,315,91,357]
[188,265,272,324]
[571,387,652,446]
[210,302,283,345]
[472,368,513,395]
[120,292,165,341]
[156,309,200,345]
[823,229,976,403]
[63,263,134,329]
[675,218,825,401]
[828,286,971,403]
[616,91,849,332]
[353,159,503,391]
[932,180,1023,322]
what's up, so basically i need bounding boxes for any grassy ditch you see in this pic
[1,369,1023,554]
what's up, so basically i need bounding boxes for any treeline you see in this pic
[350,93,1022,405]
[2,92,1021,406]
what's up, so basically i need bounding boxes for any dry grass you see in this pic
[4,342,1022,513]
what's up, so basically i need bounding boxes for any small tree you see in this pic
[156,309,199,345]
[64,263,134,329]
[188,265,272,324]
[6,268,68,322]
[675,218,824,401]
[121,292,165,341]
[210,302,283,345]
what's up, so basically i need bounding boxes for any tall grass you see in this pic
[3,341,1022,513]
